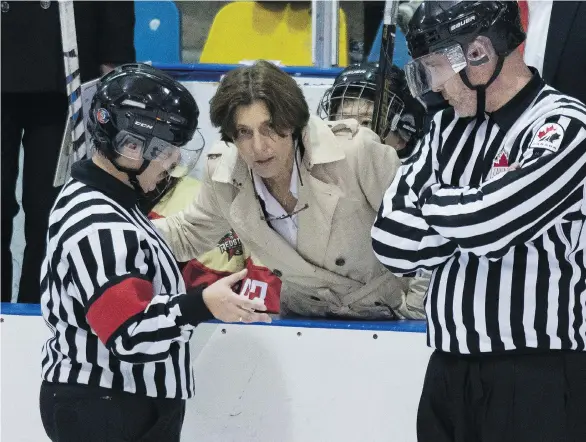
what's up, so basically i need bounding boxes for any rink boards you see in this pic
[1,304,431,442]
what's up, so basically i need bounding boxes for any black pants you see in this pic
[1,92,66,303]
[417,350,586,442]
[40,381,186,442]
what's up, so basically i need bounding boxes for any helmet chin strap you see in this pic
[459,55,505,117]
[125,161,151,194]
[136,174,176,214]
[105,150,152,194]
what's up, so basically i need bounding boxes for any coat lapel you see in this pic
[296,165,341,267]
[294,116,349,267]
[227,171,316,273]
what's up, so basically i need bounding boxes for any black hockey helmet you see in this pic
[318,62,424,146]
[405,1,525,114]
[407,1,525,59]
[317,62,379,123]
[88,63,204,187]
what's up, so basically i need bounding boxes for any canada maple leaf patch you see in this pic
[530,123,565,152]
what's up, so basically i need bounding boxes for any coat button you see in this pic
[1,2,9,13]
[40,1,51,9]
[272,269,282,278]
[335,257,345,266]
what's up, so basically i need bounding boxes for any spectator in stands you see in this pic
[153,60,426,320]
[317,62,426,159]
[1,1,135,303]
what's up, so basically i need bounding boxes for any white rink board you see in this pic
[186,323,431,442]
[0,314,431,442]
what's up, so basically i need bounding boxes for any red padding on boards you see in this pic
[86,277,153,344]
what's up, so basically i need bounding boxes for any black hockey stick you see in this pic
[372,0,399,138]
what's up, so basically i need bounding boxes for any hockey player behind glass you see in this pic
[39,64,270,442]
[371,1,586,441]
[317,62,426,159]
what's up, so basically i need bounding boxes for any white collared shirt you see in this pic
[253,159,300,248]
[523,0,553,75]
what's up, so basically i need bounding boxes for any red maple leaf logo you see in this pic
[493,152,509,168]
[538,125,556,139]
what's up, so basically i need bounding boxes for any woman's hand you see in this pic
[202,269,272,324]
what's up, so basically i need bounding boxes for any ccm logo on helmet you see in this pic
[449,15,476,32]
[134,120,154,130]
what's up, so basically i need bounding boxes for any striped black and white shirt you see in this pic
[372,73,586,354]
[41,160,213,399]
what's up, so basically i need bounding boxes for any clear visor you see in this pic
[114,130,205,178]
[404,44,468,98]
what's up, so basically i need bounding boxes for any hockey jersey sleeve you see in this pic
[420,116,586,259]
[371,117,458,276]
[149,176,282,314]
[153,159,233,263]
[66,226,214,364]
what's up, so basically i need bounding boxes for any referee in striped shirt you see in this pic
[371,1,586,440]
[39,64,270,442]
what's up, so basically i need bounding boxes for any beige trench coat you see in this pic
[154,116,427,319]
